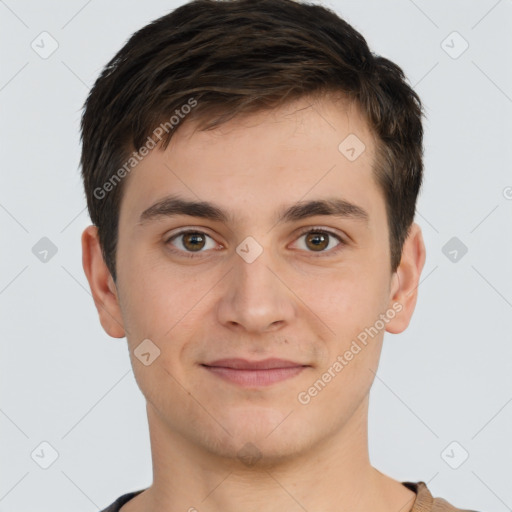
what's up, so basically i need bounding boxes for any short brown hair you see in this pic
[80,0,424,282]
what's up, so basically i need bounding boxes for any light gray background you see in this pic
[1,1,511,511]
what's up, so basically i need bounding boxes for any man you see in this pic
[80,0,479,510]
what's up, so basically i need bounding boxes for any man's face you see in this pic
[112,96,404,463]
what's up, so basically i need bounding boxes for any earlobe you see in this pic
[385,222,426,334]
[81,225,126,339]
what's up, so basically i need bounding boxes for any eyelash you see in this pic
[164,227,346,259]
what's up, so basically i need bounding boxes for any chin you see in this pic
[195,407,317,469]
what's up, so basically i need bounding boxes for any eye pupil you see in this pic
[306,232,328,251]
[183,233,205,251]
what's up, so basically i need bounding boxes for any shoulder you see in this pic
[403,481,482,512]
[99,489,146,512]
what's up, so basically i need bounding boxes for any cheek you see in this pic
[297,272,386,412]
[117,246,200,333]
[302,265,388,336]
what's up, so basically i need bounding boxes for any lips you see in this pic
[201,358,309,387]
[203,358,306,370]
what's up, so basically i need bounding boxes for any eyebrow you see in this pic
[138,194,369,226]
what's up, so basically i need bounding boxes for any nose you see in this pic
[215,242,296,334]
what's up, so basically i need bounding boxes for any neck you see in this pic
[123,396,416,512]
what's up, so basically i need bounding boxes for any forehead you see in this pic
[118,95,383,228]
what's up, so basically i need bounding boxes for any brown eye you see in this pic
[166,230,217,256]
[305,232,329,251]
[293,228,345,255]
[182,232,206,251]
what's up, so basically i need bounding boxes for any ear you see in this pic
[81,225,126,338]
[385,222,426,334]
